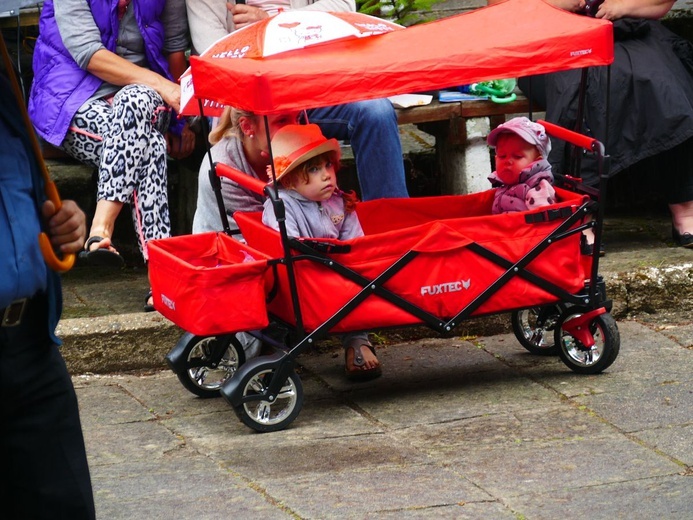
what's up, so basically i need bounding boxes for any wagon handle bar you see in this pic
[215,162,268,197]
[538,119,603,154]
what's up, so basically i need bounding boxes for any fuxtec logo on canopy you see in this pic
[570,48,593,57]
[420,279,471,296]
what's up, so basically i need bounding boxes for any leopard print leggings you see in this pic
[61,84,171,260]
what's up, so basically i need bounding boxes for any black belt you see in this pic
[1,298,31,327]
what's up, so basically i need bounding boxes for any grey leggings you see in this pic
[61,84,171,260]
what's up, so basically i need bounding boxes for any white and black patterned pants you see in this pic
[61,84,171,260]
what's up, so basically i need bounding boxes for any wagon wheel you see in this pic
[234,366,303,433]
[554,309,620,374]
[511,304,566,355]
[176,334,245,398]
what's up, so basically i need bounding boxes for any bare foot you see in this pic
[344,344,382,381]
[582,227,595,245]
[670,201,693,234]
[87,199,124,252]
[144,289,155,313]
[345,344,380,372]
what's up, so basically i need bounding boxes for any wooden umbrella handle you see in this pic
[1,33,75,272]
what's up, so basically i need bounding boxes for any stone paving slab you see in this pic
[438,435,680,497]
[634,425,693,467]
[258,464,491,518]
[395,405,619,450]
[214,433,434,481]
[90,457,289,520]
[504,475,692,520]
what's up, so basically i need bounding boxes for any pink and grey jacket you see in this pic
[488,159,556,214]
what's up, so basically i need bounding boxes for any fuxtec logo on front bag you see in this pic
[420,279,471,296]
[161,294,176,311]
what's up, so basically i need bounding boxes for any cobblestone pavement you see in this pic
[59,205,693,519]
[75,315,691,519]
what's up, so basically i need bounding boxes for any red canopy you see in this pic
[189,0,613,115]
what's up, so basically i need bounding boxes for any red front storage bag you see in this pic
[148,232,271,335]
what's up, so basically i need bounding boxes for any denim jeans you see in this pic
[307,99,409,201]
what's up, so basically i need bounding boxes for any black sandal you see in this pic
[78,236,125,268]
[143,289,155,313]
[672,226,693,248]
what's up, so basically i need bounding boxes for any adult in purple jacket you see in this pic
[29,0,194,311]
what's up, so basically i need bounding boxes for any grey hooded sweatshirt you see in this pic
[261,188,364,240]
[262,187,369,348]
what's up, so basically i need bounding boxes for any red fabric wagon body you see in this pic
[150,0,614,337]
[234,189,588,334]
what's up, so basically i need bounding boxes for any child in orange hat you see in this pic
[262,124,381,381]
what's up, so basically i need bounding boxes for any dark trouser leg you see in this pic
[660,138,693,205]
[0,296,95,520]
[518,75,548,110]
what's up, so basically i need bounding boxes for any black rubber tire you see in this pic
[176,334,245,398]
[234,367,303,433]
[511,304,565,355]
[554,310,620,374]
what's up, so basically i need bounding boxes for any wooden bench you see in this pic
[44,95,539,234]
[0,6,40,29]
[395,95,538,195]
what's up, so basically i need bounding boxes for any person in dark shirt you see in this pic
[0,65,96,518]
[490,0,693,248]
[30,0,194,311]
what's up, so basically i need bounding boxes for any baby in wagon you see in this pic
[487,117,556,214]
[261,124,381,381]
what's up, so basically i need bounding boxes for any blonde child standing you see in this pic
[262,124,381,381]
[487,117,556,214]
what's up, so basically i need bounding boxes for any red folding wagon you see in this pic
[149,0,620,432]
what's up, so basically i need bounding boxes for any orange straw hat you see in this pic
[268,124,341,182]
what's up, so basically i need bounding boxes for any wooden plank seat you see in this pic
[395,95,539,194]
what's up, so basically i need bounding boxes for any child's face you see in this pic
[255,112,302,156]
[291,158,337,202]
[494,133,541,185]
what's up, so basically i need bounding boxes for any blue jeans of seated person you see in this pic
[307,99,410,201]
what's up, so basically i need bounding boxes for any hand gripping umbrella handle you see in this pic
[1,34,75,272]
[39,181,76,272]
